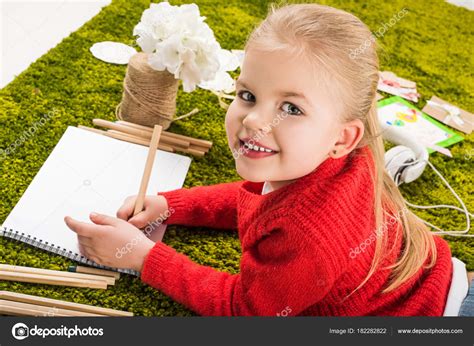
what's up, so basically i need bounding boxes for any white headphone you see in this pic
[381,123,473,237]
[382,124,429,184]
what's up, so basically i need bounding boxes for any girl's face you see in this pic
[225,48,352,190]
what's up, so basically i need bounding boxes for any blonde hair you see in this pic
[246,3,436,294]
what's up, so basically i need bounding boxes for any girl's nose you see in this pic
[242,109,273,134]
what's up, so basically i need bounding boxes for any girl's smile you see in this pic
[238,137,280,159]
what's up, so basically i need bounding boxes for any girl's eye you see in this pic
[238,90,255,103]
[237,91,303,116]
[282,102,303,116]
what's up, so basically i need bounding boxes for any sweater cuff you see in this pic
[157,189,189,225]
[140,241,177,288]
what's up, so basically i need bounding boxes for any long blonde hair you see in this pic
[246,3,436,294]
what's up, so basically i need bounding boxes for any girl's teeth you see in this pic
[244,142,274,153]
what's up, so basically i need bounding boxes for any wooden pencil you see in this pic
[123,125,190,148]
[116,120,160,132]
[94,119,151,138]
[78,125,207,157]
[107,129,189,149]
[69,265,120,279]
[78,125,175,153]
[78,125,104,136]
[176,146,205,157]
[0,264,114,285]
[0,291,132,316]
[162,130,213,149]
[190,144,210,153]
[115,120,213,149]
[93,119,189,148]
[107,129,205,157]
[106,130,175,152]
[133,125,162,216]
[0,299,105,317]
[0,271,107,289]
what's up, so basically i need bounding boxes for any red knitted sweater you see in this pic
[140,146,452,316]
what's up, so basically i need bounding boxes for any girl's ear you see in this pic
[330,119,365,158]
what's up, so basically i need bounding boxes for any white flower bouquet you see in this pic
[133,1,238,93]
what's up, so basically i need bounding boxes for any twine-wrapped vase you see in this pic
[117,52,179,130]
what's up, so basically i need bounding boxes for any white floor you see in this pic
[0,0,111,88]
[446,0,474,10]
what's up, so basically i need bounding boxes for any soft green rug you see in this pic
[0,0,472,316]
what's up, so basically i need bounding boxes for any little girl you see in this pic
[64,3,473,316]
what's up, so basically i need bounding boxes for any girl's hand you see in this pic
[64,212,155,272]
[116,195,170,229]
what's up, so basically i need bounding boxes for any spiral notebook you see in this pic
[0,126,192,276]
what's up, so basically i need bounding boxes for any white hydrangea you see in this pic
[198,49,240,93]
[133,2,237,92]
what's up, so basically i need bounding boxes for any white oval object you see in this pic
[90,41,137,64]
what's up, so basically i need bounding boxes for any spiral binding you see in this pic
[0,226,139,276]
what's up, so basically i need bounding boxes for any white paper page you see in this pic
[2,126,192,254]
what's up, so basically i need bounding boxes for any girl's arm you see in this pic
[159,181,244,230]
[140,221,337,316]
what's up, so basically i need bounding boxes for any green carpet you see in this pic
[0,0,472,316]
